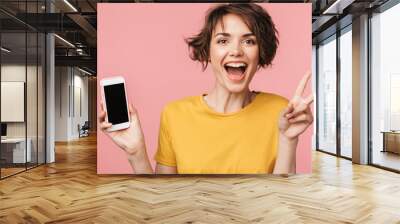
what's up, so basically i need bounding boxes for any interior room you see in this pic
[0,0,399,223]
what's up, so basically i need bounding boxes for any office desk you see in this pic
[1,138,31,163]
[381,131,400,154]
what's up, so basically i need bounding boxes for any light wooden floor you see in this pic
[1,163,45,178]
[0,167,25,177]
[373,151,400,171]
[1,135,400,224]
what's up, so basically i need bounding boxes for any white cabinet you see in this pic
[1,138,32,163]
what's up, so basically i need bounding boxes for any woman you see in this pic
[99,3,313,174]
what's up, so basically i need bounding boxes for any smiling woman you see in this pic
[208,13,261,94]
[99,3,313,174]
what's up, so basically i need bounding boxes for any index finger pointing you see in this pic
[304,94,314,105]
[294,71,311,98]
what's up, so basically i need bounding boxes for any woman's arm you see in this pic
[126,148,154,174]
[99,103,155,174]
[125,150,178,174]
[100,100,178,174]
[274,72,313,174]
[155,164,178,174]
[273,134,297,174]
[125,148,177,174]
[125,146,177,174]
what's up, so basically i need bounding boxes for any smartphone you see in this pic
[100,76,130,132]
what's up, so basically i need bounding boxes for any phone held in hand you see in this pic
[100,76,130,132]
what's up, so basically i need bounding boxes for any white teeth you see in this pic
[225,62,247,68]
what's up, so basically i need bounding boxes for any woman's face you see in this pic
[209,13,259,94]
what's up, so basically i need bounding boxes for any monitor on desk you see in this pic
[1,123,7,139]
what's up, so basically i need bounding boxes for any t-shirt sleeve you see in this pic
[154,108,177,167]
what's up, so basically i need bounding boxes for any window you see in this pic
[339,27,352,158]
[370,2,400,171]
[317,35,337,155]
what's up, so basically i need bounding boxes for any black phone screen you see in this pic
[104,83,129,124]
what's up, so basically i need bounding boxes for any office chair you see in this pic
[79,121,90,138]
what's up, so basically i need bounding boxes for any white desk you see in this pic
[1,138,31,163]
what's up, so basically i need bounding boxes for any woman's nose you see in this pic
[229,42,243,57]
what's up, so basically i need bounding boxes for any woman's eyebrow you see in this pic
[214,32,255,37]
[242,33,255,37]
[214,32,230,37]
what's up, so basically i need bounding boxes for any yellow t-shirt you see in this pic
[154,92,289,174]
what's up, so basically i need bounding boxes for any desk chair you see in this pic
[79,121,90,138]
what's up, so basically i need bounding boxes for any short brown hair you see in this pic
[185,3,279,70]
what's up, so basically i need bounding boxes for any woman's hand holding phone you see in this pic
[99,102,146,156]
[99,102,153,174]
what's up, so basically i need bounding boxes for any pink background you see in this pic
[97,3,312,174]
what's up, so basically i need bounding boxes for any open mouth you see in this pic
[224,62,247,82]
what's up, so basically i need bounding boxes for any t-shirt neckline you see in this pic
[199,91,261,116]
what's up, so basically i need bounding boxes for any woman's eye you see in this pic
[217,39,228,44]
[244,39,256,45]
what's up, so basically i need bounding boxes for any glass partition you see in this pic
[0,1,46,179]
[1,30,28,177]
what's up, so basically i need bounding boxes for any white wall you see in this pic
[54,67,89,141]
[73,73,89,138]
[55,66,69,141]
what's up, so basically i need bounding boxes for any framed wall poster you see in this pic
[97,3,313,174]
